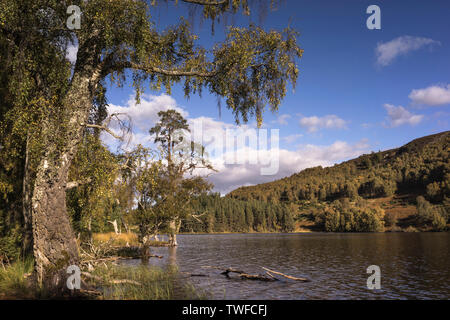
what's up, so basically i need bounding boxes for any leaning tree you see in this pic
[0,0,303,291]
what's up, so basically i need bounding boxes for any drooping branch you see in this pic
[181,0,228,5]
[105,61,216,78]
[102,23,302,126]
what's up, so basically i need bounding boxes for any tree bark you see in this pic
[168,218,181,247]
[31,47,101,291]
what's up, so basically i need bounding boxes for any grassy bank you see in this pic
[93,232,169,247]
[0,259,205,300]
[89,264,206,300]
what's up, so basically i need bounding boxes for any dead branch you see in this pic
[79,289,102,297]
[82,272,141,286]
[79,113,132,142]
[191,212,207,223]
[261,267,310,282]
[80,123,124,140]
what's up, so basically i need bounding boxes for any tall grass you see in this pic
[93,232,139,246]
[89,264,207,300]
[92,232,169,248]
[0,257,34,299]
[0,258,206,300]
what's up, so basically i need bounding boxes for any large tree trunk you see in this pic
[31,51,101,291]
[31,164,80,291]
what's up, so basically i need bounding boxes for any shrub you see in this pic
[384,212,398,227]
[320,201,384,232]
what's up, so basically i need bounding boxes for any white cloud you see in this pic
[102,94,370,194]
[275,114,291,126]
[383,104,424,127]
[282,134,303,144]
[409,84,450,106]
[108,94,188,132]
[206,139,370,194]
[375,36,440,66]
[102,94,188,152]
[299,115,348,133]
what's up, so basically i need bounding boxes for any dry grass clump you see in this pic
[93,232,139,246]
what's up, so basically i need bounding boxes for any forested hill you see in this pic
[227,131,449,205]
[183,131,449,233]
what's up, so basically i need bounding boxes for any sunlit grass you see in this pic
[93,232,139,246]
[90,264,208,300]
[93,232,170,247]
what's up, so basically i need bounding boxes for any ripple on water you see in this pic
[124,233,450,299]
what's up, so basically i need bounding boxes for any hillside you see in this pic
[228,131,449,202]
[182,131,449,233]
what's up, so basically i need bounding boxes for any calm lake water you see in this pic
[126,233,450,299]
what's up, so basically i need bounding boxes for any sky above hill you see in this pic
[94,0,450,194]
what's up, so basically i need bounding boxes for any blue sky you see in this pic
[98,0,450,193]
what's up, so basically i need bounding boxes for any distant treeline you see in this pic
[181,194,296,233]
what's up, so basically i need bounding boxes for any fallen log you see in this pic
[79,289,102,297]
[201,265,310,282]
[81,272,142,286]
[201,266,277,282]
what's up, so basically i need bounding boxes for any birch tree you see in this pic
[0,0,303,291]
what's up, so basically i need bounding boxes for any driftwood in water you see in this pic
[262,267,310,282]
[179,271,209,278]
[202,266,309,282]
[201,266,277,282]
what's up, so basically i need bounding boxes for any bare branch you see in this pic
[81,123,124,140]
[80,112,132,142]
[66,178,93,190]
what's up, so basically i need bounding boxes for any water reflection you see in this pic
[167,246,177,268]
[125,233,450,299]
